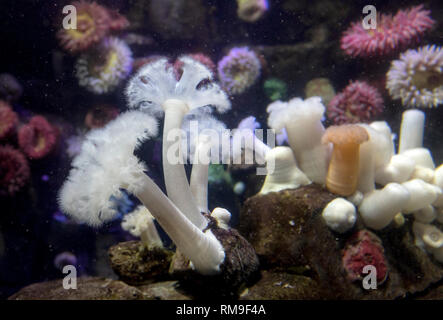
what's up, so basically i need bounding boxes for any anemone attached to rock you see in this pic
[57,1,128,54]
[75,37,133,94]
[126,56,230,230]
[217,47,261,95]
[59,110,226,274]
[322,124,369,196]
[387,45,443,108]
[267,96,330,184]
[328,81,384,125]
[121,206,163,249]
[59,110,259,280]
[340,5,434,58]
[18,115,58,159]
[259,146,311,195]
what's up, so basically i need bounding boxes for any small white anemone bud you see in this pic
[375,154,415,185]
[211,207,231,229]
[121,206,163,249]
[393,213,406,227]
[412,222,443,250]
[321,198,357,233]
[401,179,441,214]
[359,183,410,230]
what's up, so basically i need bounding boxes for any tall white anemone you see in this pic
[126,56,230,230]
[267,97,329,184]
[59,111,225,275]
[232,116,271,166]
[182,111,228,213]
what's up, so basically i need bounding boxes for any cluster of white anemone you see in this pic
[239,96,443,262]
[60,57,232,275]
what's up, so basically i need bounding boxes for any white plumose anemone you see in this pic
[121,206,163,249]
[59,111,157,226]
[59,111,226,275]
[267,96,329,184]
[386,45,443,108]
[126,56,230,230]
[182,111,228,213]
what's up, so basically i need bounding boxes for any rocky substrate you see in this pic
[10,185,443,300]
[238,184,443,299]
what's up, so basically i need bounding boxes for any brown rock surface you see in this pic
[108,241,174,285]
[8,277,143,300]
[9,277,193,300]
[239,184,443,299]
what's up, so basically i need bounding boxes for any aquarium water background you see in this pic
[0,0,442,299]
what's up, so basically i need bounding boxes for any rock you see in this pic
[108,241,174,285]
[170,224,260,298]
[416,279,443,299]
[240,270,322,300]
[239,184,443,299]
[239,184,337,270]
[148,0,213,42]
[8,276,194,300]
[8,277,143,300]
[138,281,192,300]
[375,222,443,297]
[252,24,335,88]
